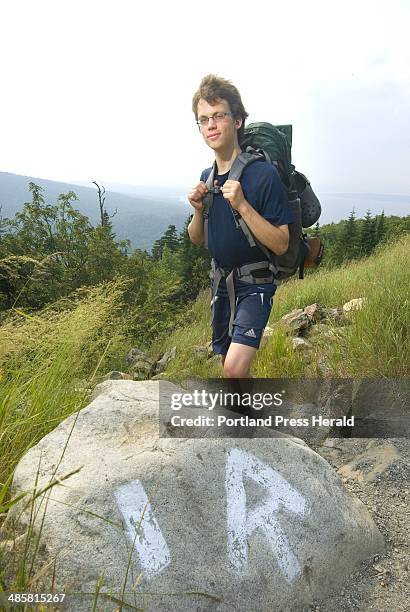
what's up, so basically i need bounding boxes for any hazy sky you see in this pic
[1,0,409,194]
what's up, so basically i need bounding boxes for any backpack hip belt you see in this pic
[210,258,276,337]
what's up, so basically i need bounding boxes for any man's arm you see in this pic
[187,208,205,246]
[221,179,289,255]
[237,201,289,255]
[187,180,208,246]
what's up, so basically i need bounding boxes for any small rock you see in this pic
[315,329,343,343]
[343,297,366,313]
[103,371,132,381]
[322,307,346,324]
[280,308,310,334]
[131,356,155,379]
[304,303,323,323]
[192,344,213,359]
[308,323,331,337]
[292,337,312,351]
[126,347,145,366]
[151,373,172,380]
[323,439,342,449]
[155,346,177,374]
[263,325,274,337]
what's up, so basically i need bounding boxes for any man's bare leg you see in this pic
[222,342,257,378]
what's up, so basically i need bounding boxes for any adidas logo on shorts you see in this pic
[244,328,256,338]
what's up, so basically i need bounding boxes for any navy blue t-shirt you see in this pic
[201,159,293,296]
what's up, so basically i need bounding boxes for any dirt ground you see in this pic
[305,437,409,612]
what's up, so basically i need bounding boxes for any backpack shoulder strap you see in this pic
[203,152,263,249]
[204,163,216,190]
[202,163,216,249]
[228,152,272,256]
[228,151,263,182]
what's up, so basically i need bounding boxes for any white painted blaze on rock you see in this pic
[225,448,308,583]
[114,480,171,579]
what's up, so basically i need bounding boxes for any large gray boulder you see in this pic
[1,380,384,612]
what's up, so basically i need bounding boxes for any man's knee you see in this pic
[223,345,256,378]
[223,360,249,378]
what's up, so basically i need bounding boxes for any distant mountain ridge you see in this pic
[70,180,189,202]
[0,172,190,251]
[1,172,408,248]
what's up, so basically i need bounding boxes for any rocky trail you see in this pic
[309,437,409,611]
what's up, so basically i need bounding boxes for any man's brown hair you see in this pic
[192,74,249,143]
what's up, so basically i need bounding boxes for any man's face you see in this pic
[196,98,241,152]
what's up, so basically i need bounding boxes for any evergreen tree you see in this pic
[375,210,386,245]
[313,221,320,236]
[152,224,180,260]
[360,209,377,256]
[163,225,180,250]
[151,239,162,260]
[332,209,358,264]
[345,209,359,259]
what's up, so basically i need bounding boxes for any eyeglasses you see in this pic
[196,112,233,128]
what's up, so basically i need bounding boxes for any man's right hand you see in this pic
[188,181,208,211]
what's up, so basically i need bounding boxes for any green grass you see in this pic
[0,279,136,599]
[0,279,132,492]
[151,235,410,378]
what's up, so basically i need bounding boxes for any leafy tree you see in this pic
[0,183,126,307]
[0,254,48,309]
[0,184,93,305]
[86,225,124,285]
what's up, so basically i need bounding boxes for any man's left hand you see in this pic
[221,180,247,211]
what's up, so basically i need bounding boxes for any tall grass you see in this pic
[152,235,410,378]
[0,279,131,495]
[0,279,136,601]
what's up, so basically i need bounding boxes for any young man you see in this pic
[188,75,292,378]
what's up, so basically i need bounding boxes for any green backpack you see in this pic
[203,122,323,280]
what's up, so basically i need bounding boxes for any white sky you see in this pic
[1,0,409,193]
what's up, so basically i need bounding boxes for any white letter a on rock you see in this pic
[226,448,308,583]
